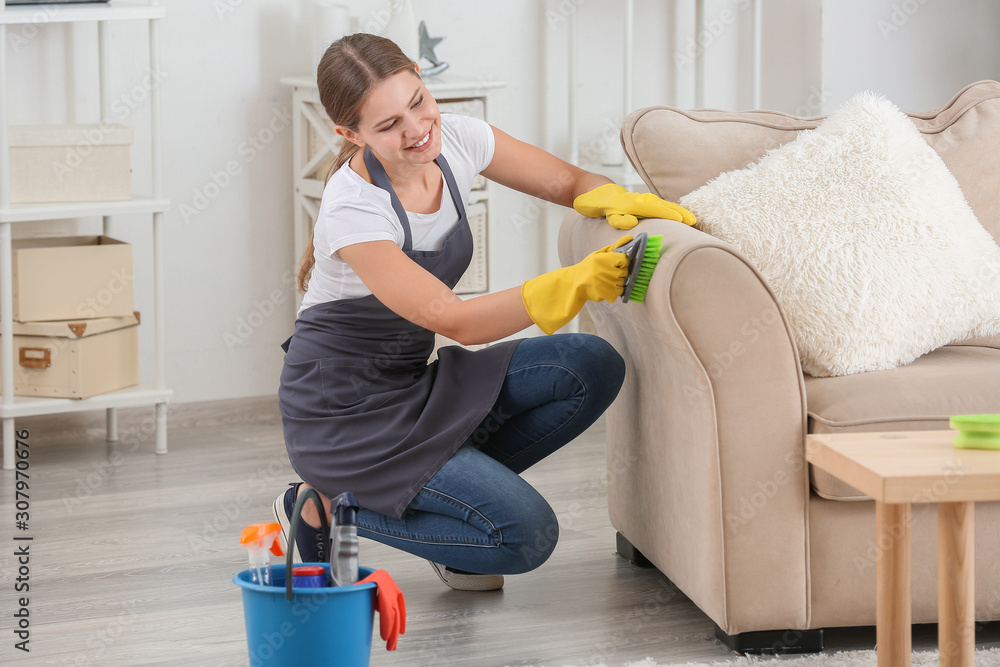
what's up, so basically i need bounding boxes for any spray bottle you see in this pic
[330,492,360,586]
[240,522,284,586]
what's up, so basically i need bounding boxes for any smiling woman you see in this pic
[272,33,691,593]
[344,73,445,213]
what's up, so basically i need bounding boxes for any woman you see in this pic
[274,33,693,591]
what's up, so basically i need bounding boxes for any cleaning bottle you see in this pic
[291,565,328,588]
[240,522,284,586]
[330,492,360,586]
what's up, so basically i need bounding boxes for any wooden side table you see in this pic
[806,430,1000,667]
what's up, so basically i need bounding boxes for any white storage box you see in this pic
[0,313,140,399]
[6,235,133,322]
[8,124,133,203]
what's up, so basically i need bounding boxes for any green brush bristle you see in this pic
[628,234,663,304]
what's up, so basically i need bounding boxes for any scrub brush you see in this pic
[613,232,664,303]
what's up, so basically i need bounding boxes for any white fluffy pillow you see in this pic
[680,92,1000,377]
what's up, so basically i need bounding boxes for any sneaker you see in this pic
[428,561,504,591]
[272,483,327,563]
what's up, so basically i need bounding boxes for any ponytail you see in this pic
[296,140,359,294]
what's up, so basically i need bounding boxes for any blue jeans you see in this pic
[356,333,625,574]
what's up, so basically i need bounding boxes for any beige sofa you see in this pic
[559,80,1000,652]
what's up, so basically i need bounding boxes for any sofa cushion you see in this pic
[805,345,1000,500]
[621,80,1000,246]
[677,91,1000,378]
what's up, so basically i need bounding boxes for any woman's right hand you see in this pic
[521,236,632,335]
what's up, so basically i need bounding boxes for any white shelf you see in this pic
[1,1,169,468]
[280,74,505,99]
[0,195,169,223]
[293,178,486,207]
[420,75,506,97]
[296,178,324,201]
[0,385,172,419]
[278,75,316,89]
[579,162,645,189]
[0,1,164,24]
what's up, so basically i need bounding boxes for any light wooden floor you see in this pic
[2,397,998,666]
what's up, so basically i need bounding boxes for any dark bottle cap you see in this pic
[333,491,359,526]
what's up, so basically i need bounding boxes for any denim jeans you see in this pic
[356,333,625,574]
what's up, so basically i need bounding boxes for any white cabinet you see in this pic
[0,0,171,469]
[279,74,504,303]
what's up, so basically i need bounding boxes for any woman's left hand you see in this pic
[573,183,696,229]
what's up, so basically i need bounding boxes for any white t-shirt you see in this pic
[299,114,495,315]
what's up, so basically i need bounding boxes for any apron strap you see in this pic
[363,146,467,253]
[364,147,413,252]
[436,153,467,223]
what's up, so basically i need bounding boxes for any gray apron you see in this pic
[278,148,521,518]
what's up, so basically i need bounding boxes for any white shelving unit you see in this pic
[0,0,171,470]
[279,74,505,305]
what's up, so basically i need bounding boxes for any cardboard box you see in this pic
[8,124,133,203]
[6,235,133,322]
[0,313,139,399]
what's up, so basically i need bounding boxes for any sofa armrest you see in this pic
[559,212,812,634]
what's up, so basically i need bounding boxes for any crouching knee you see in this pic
[499,504,560,574]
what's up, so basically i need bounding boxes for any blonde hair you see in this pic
[296,33,418,294]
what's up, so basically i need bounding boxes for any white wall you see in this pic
[5,1,550,404]
[820,0,1000,113]
[4,0,998,404]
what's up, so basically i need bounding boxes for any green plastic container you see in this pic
[950,414,1000,450]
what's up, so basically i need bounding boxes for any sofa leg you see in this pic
[714,624,824,654]
[615,532,654,567]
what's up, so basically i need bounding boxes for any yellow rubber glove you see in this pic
[574,183,696,229]
[522,236,632,335]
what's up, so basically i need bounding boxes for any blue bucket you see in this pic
[233,563,376,667]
